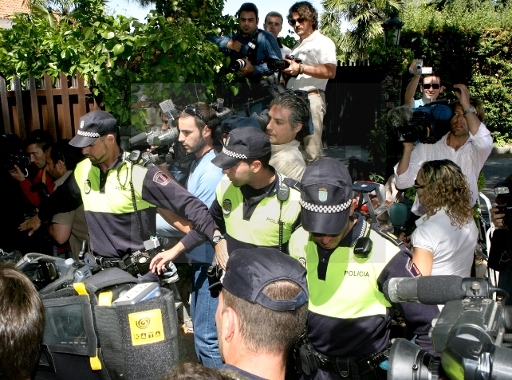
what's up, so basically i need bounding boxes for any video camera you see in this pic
[495,179,512,227]
[385,276,512,380]
[16,253,92,291]
[387,101,453,143]
[267,55,303,72]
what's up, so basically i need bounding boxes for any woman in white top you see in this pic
[411,159,477,277]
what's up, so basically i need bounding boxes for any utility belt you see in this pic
[298,342,389,380]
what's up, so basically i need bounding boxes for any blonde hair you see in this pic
[418,159,473,228]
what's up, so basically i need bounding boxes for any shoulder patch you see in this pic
[153,171,171,186]
[373,226,404,247]
[406,259,422,277]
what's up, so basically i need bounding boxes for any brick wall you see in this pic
[0,0,29,18]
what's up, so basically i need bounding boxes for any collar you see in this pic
[300,29,319,43]
[339,214,366,247]
[240,167,279,201]
[271,140,300,153]
[54,170,73,188]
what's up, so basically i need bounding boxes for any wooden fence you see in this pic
[0,73,98,140]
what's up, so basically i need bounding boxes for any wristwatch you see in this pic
[464,107,477,116]
[212,235,225,245]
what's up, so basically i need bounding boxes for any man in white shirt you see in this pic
[266,92,308,181]
[395,84,493,216]
[282,1,336,163]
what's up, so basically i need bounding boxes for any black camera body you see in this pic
[267,55,303,72]
[16,253,92,291]
[399,102,452,143]
[495,179,512,227]
[5,152,31,177]
[388,278,512,380]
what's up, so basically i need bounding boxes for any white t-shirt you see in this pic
[412,208,477,277]
[286,30,336,92]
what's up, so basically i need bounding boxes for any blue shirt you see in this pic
[185,149,223,263]
[207,29,282,80]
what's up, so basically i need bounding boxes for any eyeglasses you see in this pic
[288,17,305,26]
[422,83,440,90]
[413,180,425,189]
[184,106,207,124]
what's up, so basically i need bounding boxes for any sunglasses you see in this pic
[422,83,440,90]
[413,180,425,189]
[184,106,207,124]
[288,17,306,26]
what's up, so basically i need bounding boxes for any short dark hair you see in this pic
[288,1,318,30]
[49,139,84,170]
[265,11,283,24]
[222,279,308,355]
[237,2,258,18]
[163,362,239,380]
[270,92,310,132]
[0,263,45,380]
[24,129,53,151]
[179,102,218,133]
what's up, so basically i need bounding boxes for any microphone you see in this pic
[387,106,413,128]
[383,276,494,305]
[129,131,148,147]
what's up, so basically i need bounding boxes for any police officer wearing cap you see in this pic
[288,157,439,380]
[157,126,302,269]
[210,247,309,380]
[21,110,226,279]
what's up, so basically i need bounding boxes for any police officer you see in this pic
[152,126,302,271]
[20,110,227,279]
[288,158,439,380]
[206,2,282,113]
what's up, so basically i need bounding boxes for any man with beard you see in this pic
[207,3,282,113]
[395,84,493,216]
[153,102,225,367]
[152,126,302,271]
[21,110,227,282]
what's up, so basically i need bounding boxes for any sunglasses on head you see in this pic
[288,17,305,26]
[184,106,207,124]
[422,83,440,90]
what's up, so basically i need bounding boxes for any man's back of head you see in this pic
[0,263,45,380]
[212,247,308,378]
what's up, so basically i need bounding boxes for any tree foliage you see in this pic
[0,0,237,129]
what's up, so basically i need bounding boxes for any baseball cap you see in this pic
[70,111,119,148]
[300,157,354,235]
[212,126,271,170]
[209,247,308,311]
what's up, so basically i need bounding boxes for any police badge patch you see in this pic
[84,179,91,194]
[298,257,306,268]
[153,171,171,186]
[318,188,328,202]
[222,199,232,215]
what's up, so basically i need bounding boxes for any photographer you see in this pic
[282,1,336,163]
[9,129,55,208]
[490,176,512,305]
[404,59,445,107]
[206,3,282,113]
[395,84,493,216]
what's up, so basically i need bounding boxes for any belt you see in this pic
[308,89,324,96]
[91,252,125,269]
[307,344,389,379]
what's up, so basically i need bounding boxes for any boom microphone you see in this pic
[387,106,413,128]
[383,276,495,305]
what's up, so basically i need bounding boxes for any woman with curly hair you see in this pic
[411,159,477,276]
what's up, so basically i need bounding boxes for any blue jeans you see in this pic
[190,263,223,367]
